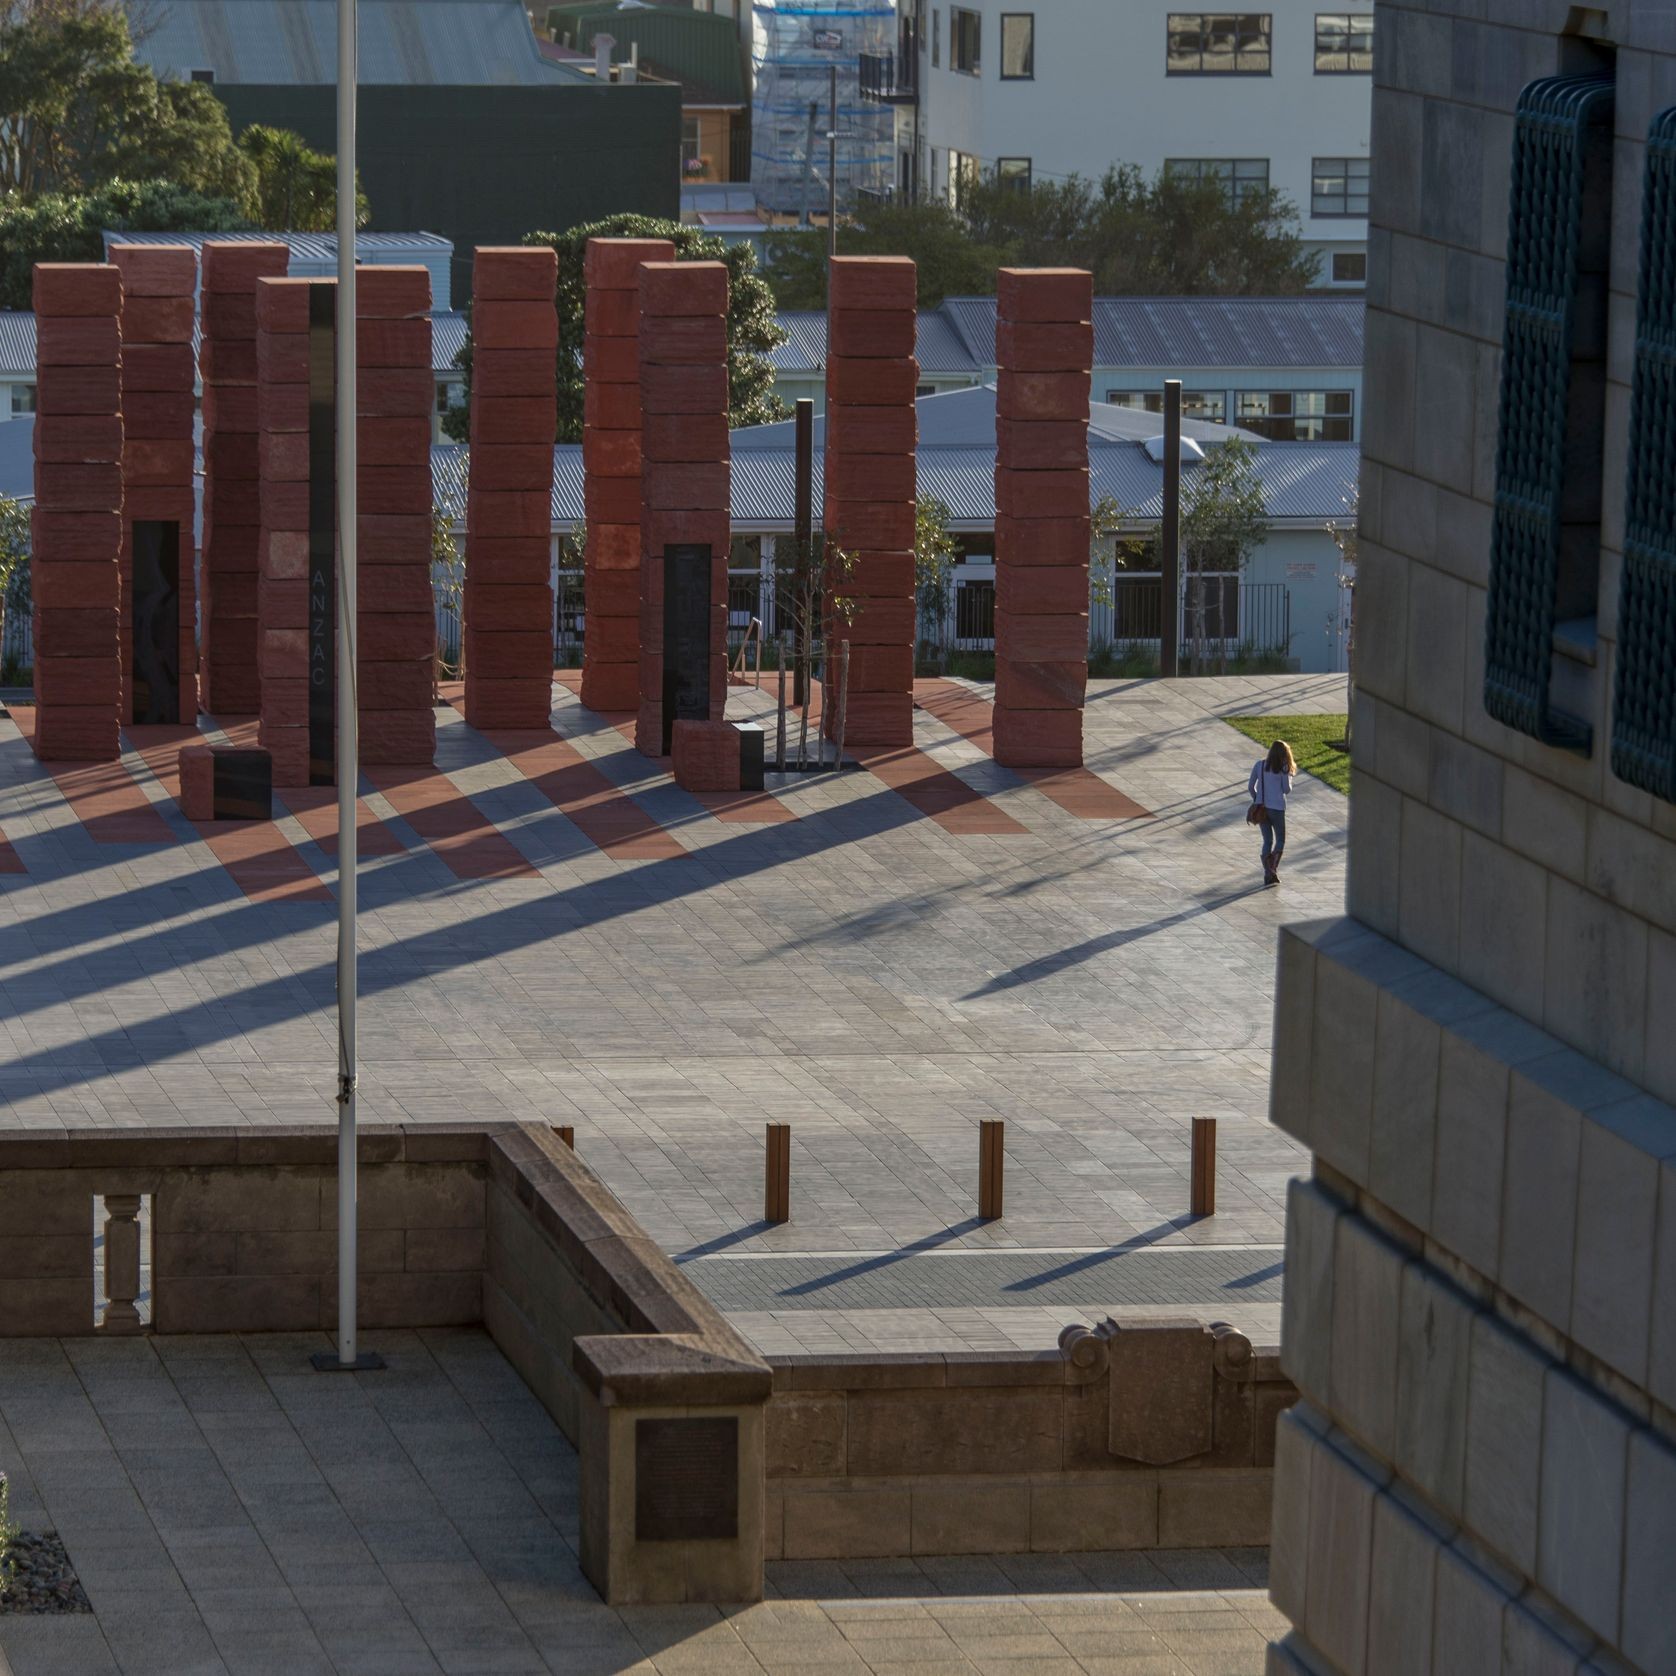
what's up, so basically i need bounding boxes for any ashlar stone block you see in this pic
[1537,1366,1628,1644]
[1621,1428,1676,1676]
[1310,962,1378,1183]
[1464,1311,1545,1575]
[1303,1430,1376,1676]
[1367,1492,1438,1676]
[1432,1543,1508,1676]
[1329,1213,1404,1459]
[1497,1067,1582,1334]
[1282,1178,1340,1405]
[1394,1262,1474,1518]
[1369,986,1441,1227]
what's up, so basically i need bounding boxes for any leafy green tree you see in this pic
[0,496,30,683]
[0,177,253,308]
[443,214,787,444]
[913,493,957,670]
[762,162,1318,305]
[764,201,1011,308]
[238,124,368,233]
[0,0,253,200]
[1176,436,1269,671]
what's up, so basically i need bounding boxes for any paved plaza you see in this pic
[0,673,1347,1354]
[0,1328,1284,1676]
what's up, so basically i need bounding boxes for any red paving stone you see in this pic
[365,765,539,880]
[278,786,407,857]
[128,724,331,903]
[485,729,684,860]
[849,743,1028,836]
[914,679,1149,819]
[11,707,176,844]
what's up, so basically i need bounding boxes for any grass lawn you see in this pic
[1225,714,1351,795]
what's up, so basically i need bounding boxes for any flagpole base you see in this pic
[310,1351,386,1373]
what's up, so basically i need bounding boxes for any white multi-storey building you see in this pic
[875,0,1372,286]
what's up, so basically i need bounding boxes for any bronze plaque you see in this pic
[634,1416,738,1542]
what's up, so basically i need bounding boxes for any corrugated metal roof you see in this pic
[0,313,36,378]
[941,295,1364,371]
[769,295,1363,377]
[101,230,452,258]
[431,312,469,374]
[133,0,587,87]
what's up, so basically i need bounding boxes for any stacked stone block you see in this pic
[201,241,288,716]
[823,256,918,747]
[29,263,124,761]
[635,260,730,758]
[464,246,558,730]
[581,236,674,713]
[110,243,197,725]
[354,267,436,767]
[254,276,317,786]
[992,268,1092,770]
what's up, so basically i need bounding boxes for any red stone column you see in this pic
[30,263,123,761]
[254,276,314,785]
[110,243,197,725]
[356,266,436,766]
[993,268,1094,769]
[201,240,289,716]
[582,236,674,713]
[635,260,730,758]
[823,256,918,747]
[464,246,557,729]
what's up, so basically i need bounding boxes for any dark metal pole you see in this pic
[793,398,813,708]
[1160,379,1181,679]
[828,65,839,262]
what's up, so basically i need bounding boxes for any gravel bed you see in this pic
[0,1532,92,1614]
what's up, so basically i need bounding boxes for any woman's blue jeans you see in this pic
[1262,809,1286,858]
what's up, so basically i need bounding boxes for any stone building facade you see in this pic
[1267,2,1676,1673]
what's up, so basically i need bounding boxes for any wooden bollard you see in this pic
[553,1126,575,1149]
[1190,1117,1216,1216]
[765,1123,790,1223]
[979,1120,1004,1220]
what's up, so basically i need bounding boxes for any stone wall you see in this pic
[1268,5,1676,1672]
[766,1322,1294,1560]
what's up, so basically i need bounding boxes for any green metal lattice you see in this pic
[1483,73,1615,752]
[1611,106,1676,803]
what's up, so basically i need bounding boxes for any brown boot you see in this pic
[1271,850,1284,884]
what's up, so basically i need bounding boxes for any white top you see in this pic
[1249,761,1295,811]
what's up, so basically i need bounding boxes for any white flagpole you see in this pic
[333,0,360,1369]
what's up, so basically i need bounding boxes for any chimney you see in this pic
[594,32,614,80]
[623,41,638,82]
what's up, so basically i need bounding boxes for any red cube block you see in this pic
[464,627,550,671]
[584,237,676,291]
[639,261,728,317]
[34,416,122,463]
[475,302,557,352]
[36,366,120,417]
[997,564,1090,618]
[583,337,642,384]
[259,576,309,628]
[359,566,433,616]
[356,318,431,368]
[32,609,116,659]
[200,340,259,383]
[358,710,437,765]
[643,462,727,512]
[838,692,913,747]
[121,294,195,344]
[639,364,727,416]
[995,468,1090,521]
[462,673,554,728]
[257,332,311,386]
[584,288,640,337]
[470,491,551,539]
[827,356,919,407]
[826,454,915,502]
[994,610,1089,663]
[997,320,1095,374]
[209,289,266,338]
[359,516,430,565]
[359,614,435,660]
[672,719,746,791]
[828,310,916,359]
[36,317,120,367]
[124,440,194,487]
[469,444,554,493]
[473,246,558,300]
[586,569,638,619]
[33,264,121,317]
[829,256,916,313]
[203,385,261,432]
[109,244,196,296]
[823,500,914,553]
[473,398,555,445]
[358,466,430,517]
[33,561,119,611]
[997,419,1089,472]
[202,242,289,293]
[474,349,558,399]
[845,644,914,693]
[584,428,642,478]
[842,597,915,645]
[32,705,119,761]
[997,371,1094,422]
[35,462,121,511]
[995,657,1088,712]
[35,658,119,704]
[997,267,1094,324]
[464,536,549,586]
[258,431,309,484]
[358,368,433,417]
[357,266,432,319]
[582,382,641,429]
[994,515,1100,567]
[359,660,434,711]
[464,584,554,632]
[639,414,730,464]
[638,314,726,365]
[825,403,918,457]
[993,705,1083,768]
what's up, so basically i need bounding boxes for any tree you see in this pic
[913,493,958,670]
[763,201,1011,308]
[443,214,788,444]
[1177,437,1269,672]
[0,0,253,200]
[0,496,30,683]
[238,125,368,233]
[0,177,253,309]
[1326,480,1359,742]
[770,529,856,768]
[760,162,1319,306]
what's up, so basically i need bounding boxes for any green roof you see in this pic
[545,3,747,105]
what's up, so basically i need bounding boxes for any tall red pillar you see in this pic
[993,268,1094,769]
[254,275,315,786]
[355,266,436,766]
[635,260,730,758]
[201,240,289,717]
[30,263,123,761]
[110,243,197,725]
[582,236,674,713]
[823,256,918,746]
[464,246,557,729]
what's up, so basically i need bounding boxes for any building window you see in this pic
[681,115,702,170]
[997,157,1032,192]
[1000,13,1034,78]
[1313,13,1372,71]
[1311,156,1370,217]
[1106,389,1228,423]
[932,7,940,66]
[948,149,979,207]
[950,6,979,72]
[1234,390,1353,441]
[1165,157,1269,209]
[1166,13,1271,74]
[10,384,36,416]
[1331,251,1367,283]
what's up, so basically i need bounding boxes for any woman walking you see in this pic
[1247,739,1296,886]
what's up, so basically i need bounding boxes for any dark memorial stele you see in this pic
[130,519,180,724]
[633,1416,738,1542]
[212,749,273,820]
[307,284,337,786]
[661,543,713,754]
